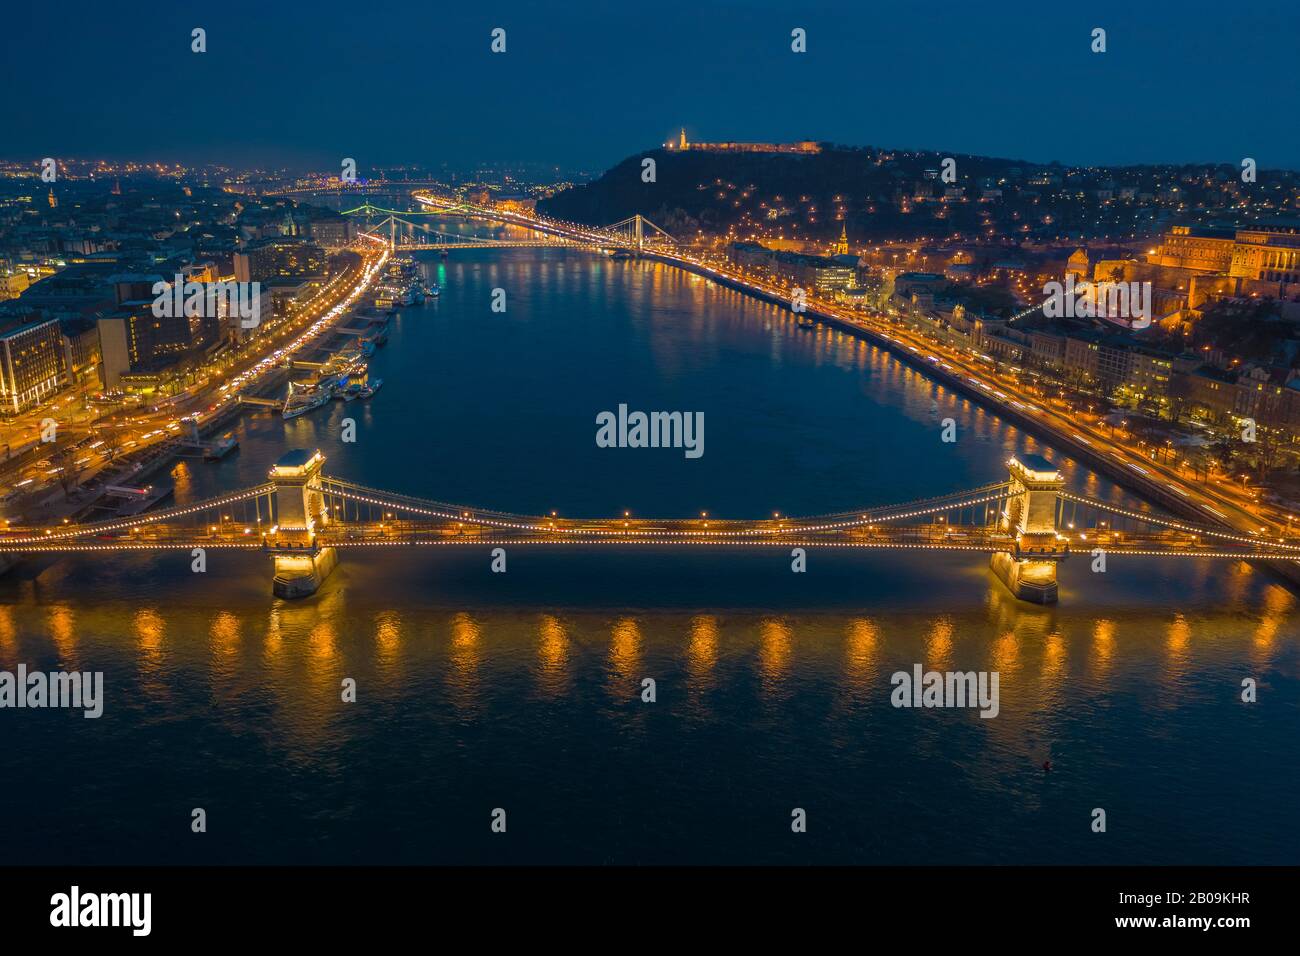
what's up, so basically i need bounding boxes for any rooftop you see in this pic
[1010,453,1061,482]
[274,449,317,469]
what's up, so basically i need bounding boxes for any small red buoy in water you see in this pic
[1042,760,1053,772]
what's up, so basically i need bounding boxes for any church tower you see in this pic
[678,128,688,151]
[833,223,849,256]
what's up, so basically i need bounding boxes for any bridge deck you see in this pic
[2,519,1296,561]
[3,470,1299,563]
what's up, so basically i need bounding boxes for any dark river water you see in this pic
[2,243,1297,864]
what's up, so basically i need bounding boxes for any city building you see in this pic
[1065,248,1090,281]
[775,251,854,293]
[831,224,849,257]
[1174,363,1240,425]
[262,277,321,322]
[309,214,354,249]
[61,317,101,384]
[727,241,854,292]
[0,271,30,301]
[1231,224,1300,286]
[11,262,117,318]
[728,242,771,270]
[1152,222,1300,289]
[893,272,946,299]
[664,129,820,154]
[1151,225,1237,273]
[1172,362,1300,436]
[0,313,67,413]
[495,194,538,213]
[233,237,326,284]
[97,300,220,389]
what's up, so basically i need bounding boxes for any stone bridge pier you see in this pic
[989,454,1067,604]
[266,449,336,598]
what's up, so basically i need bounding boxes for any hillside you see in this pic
[538,145,1288,245]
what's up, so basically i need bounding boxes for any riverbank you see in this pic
[646,251,1300,591]
[7,248,386,528]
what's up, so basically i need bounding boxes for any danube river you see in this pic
[2,243,1297,864]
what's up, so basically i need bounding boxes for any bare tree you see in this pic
[51,445,87,500]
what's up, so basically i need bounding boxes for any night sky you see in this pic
[6,0,1297,172]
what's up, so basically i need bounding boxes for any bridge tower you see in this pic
[634,215,643,254]
[989,454,1067,604]
[265,449,337,598]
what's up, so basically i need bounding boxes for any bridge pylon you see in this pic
[990,454,1067,604]
[265,449,337,598]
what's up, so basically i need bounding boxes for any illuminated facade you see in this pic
[0,272,30,302]
[990,454,1066,604]
[234,238,326,284]
[1153,223,1300,284]
[495,194,537,213]
[0,314,67,413]
[1152,225,1235,273]
[1065,248,1090,281]
[665,129,820,154]
[728,241,853,292]
[832,224,849,257]
[97,304,219,388]
[1231,225,1300,284]
[266,449,337,598]
[309,215,354,249]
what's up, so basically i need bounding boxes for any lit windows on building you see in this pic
[0,315,67,413]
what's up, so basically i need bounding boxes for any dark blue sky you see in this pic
[7,0,1297,172]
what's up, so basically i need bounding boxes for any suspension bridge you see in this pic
[2,451,1296,602]
[259,179,449,198]
[341,199,677,253]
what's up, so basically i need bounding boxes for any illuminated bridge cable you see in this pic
[6,470,1298,561]
[0,484,277,545]
[1056,490,1300,554]
[321,476,1013,527]
[316,479,1015,538]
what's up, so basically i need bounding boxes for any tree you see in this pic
[50,445,86,500]
[99,430,125,463]
[1211,439,1238,476]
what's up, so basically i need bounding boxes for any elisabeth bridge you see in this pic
[2,451,1297,603]
[341,199,676,253]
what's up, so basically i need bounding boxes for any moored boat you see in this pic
[203,433,239,460]
[282,383,331,419]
